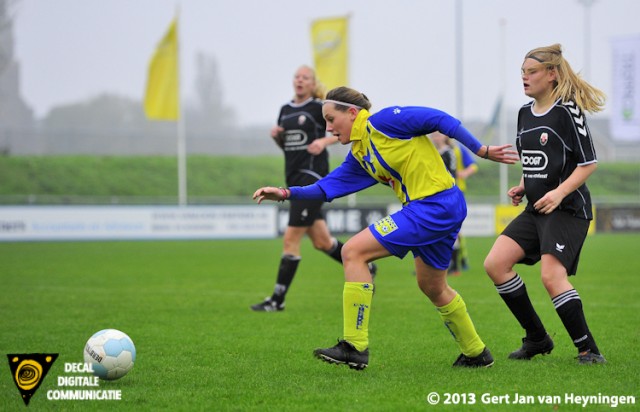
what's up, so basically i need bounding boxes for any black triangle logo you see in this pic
[7,353,59,406]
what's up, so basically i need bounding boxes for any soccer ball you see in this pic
[83,329,136,380]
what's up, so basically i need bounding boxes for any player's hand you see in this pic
[480,144,520,164]
[533,189,563,214]
[270,126,284,139]
[508,186,525,206]
[270,126,285,148]
[307,139,326,155]
[253,187,287,204]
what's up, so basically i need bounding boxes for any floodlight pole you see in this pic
[455,0,463,120]
[176,13,187,207]
[499,18,508,205]
[177,109,187,206]
[578,0,595,81]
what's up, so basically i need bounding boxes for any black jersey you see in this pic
[516,99,597,220]
[439,147,457,178]
[277,98,329,186]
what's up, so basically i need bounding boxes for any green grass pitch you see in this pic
[1,233,638,411]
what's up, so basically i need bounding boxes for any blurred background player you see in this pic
[430,131,461,275]
[251,66,376,312]
[452,143,478,271]
[483,44,606,364]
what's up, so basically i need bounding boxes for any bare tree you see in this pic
[0,0,19,76]
[188,52,236,134]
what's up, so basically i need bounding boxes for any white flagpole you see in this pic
[177,106,186,206]
[176,12,187,206]
[499,18,508,205]
[455,0,463,120]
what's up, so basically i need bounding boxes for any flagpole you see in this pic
[499,18,508,205]
[455,0,463,120]
[144,15,183,205]
[176,14,187,206]
[177,104,187,206]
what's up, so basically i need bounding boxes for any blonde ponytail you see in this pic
[525,44,606,113]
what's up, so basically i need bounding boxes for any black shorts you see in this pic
[288,199,325,227]
[502,210,590,276]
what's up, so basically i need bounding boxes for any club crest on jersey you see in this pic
[373,216,398,236]
[540,132,548,146]
[298,115,307,125]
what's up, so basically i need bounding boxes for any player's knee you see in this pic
[282,238,298,252]
[340,242,353,263]
[540,271,566,292]
[311,237,333,251]
[483,253,498,276]
[417,278,447,302]
[483,251,514,280]
[340,241,362,265]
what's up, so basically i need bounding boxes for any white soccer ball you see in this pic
[83,329,136,380]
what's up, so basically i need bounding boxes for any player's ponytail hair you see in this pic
[325,87,372,111]
[313,80,327,100]
[525,44,606,113]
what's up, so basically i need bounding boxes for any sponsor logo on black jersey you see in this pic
[521,150,548,171]
[284,130,309,150]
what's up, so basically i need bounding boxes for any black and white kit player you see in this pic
[497,97,604,362]
[277,98,329,190]
[516,98,596,220]
[251,94,377,312]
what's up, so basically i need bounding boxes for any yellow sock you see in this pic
[343,282,374,352]
[437,293,485,357]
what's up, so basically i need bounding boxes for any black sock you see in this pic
[495,274,547,341]
[324,238,343,263]
[553,289,600,354]
[271,254,301,304]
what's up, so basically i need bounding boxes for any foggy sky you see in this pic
[13,0,640,126]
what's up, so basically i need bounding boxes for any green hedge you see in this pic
[0,155,638,202]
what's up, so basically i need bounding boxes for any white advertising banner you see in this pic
[460,204,495,237]
[0,203,499,242]
[0,206,277,241]
[610,35,640,142]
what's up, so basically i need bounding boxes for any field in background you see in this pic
[1,234,638,410]
[0,156,638,205]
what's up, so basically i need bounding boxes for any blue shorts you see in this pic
[368,187,467,270]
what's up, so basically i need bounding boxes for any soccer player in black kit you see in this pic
[251,66,376,312]
[484,44,606,364]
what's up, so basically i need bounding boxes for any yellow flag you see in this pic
[310,16,349,90]
[144,17,179,120]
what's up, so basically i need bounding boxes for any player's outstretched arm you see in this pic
[476,144,519,164]
[253,186,289,204]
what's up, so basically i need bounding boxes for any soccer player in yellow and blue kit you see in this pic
[253,86,519,369]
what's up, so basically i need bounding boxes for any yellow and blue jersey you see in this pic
[313,107,483,205]
[453,144,478,193]
[288,105,484,267]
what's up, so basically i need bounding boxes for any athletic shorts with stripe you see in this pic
[368,187,466,270]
